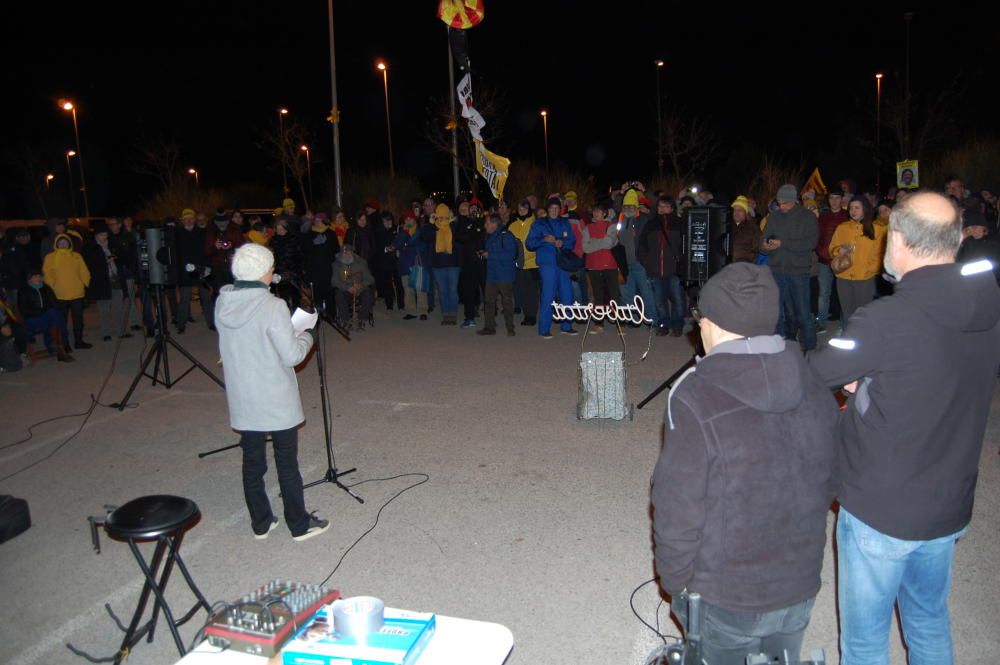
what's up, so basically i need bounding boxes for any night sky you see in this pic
[3,2,999,217]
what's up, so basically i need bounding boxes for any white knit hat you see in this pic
[231,243,274,281]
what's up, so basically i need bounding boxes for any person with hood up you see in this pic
[454,199,486,328]
[477,213,518,336]
[215,243,328,542]
[525,196,578,338]
[43,233,92,349]
[652,263,838,665]
[39,218,68,259]
[331,243,375,330]
[18,269,74,361]
[809,192,1000,665]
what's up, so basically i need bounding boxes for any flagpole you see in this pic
[327,0,343,208]
[448,29,461,203]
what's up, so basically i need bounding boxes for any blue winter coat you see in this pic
[392,230,432,292]
[525,216,575,269]
[484,228,517,284]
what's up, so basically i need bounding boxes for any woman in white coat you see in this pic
[216,243,329,541]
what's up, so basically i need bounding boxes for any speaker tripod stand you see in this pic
[112,284,224,411]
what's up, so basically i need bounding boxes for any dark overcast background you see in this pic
[2,2,999,216]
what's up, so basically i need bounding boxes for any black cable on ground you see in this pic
[630,577,681,644]
[0,295,137,482]
[317,473,430,588]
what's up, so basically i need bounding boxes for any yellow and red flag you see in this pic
[437,0,485,29]
[800,168,827,198]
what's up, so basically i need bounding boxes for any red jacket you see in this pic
[582,219,618,271]
[816,210,849,264]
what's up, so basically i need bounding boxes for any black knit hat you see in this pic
[698,263,780,337]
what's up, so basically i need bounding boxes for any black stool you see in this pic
[78,495,211,663]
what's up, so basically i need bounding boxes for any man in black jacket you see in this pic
[808,191,1000,665]
[637,196,685,336]
[174,212,213,333]
[652,262,838,665]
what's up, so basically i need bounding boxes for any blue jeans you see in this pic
[816,263,834,326]
[772,272,815,350]
[837,508,966,665]
[622,263,657,326]
[671,594,816,665]
[26,309,69,353]
[538,265,574,334]
[649,275,685,330]
[433,266,460,315]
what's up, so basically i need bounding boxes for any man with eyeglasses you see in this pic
[761,184,819,350]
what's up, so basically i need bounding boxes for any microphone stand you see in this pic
[303,292,363,503]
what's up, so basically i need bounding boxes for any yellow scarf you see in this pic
[434,219,453,254]
[403,221,417,237]
[311,222,330,233]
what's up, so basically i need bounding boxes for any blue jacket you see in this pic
[392,230,431,292]
[484,228,517,284]
[525,216,575,269]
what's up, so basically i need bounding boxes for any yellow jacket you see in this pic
[829,221,887,281]
[506,215,537,269]
[43,234,91,300]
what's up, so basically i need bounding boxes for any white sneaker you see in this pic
[292,515,330,542]
[253,518,279,540]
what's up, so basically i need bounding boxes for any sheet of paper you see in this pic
[291,307,318,335]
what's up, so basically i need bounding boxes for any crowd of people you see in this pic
[2,176,998,368]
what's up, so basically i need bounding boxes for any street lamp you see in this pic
[301,145,313,208]
[58,99,90,217]
[188,167,199,188]
[278,107,289,194]
[375,59,395,179]
[45,174,55,191]
[65,150,78,217]
[875,73,883,193]
[655,60,665,179]
[540,109,549,176]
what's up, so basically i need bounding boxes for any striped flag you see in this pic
[801,168,827,198]
[437,0,485,29]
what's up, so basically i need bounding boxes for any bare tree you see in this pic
[658,108,722,186]
[424,79,508,198]
[133,131,181,191]
[259,118,314,211]
[882,69,971,162]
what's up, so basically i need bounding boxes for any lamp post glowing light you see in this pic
[301,145,313,207]
[278,108,289,194]
[875,73,883,193]
[45,174,55,191]
[655,60,665,179]
[65,150,78,217]
[540,109,549,176]
[58,99,90,217]
[188,167,199,188]
[375,59,395,179]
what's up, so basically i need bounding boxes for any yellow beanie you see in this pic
[730,196,750,214]
[434,203,452,220]
[623,189,639,207]
[564,190,578,200]
[282,198,295,209]
[181,208,195,218]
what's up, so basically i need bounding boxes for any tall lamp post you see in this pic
[875,73,883,194]
[188,168,199,188]
[65,150,78,218]
[655,59,665,179]
[326,0,343,208]
[301,145,313,208]
[59,100,90,217]
[45,174,55,191]
[375,59,395,179]
[278,107,289,194]
[540,109,549,177]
